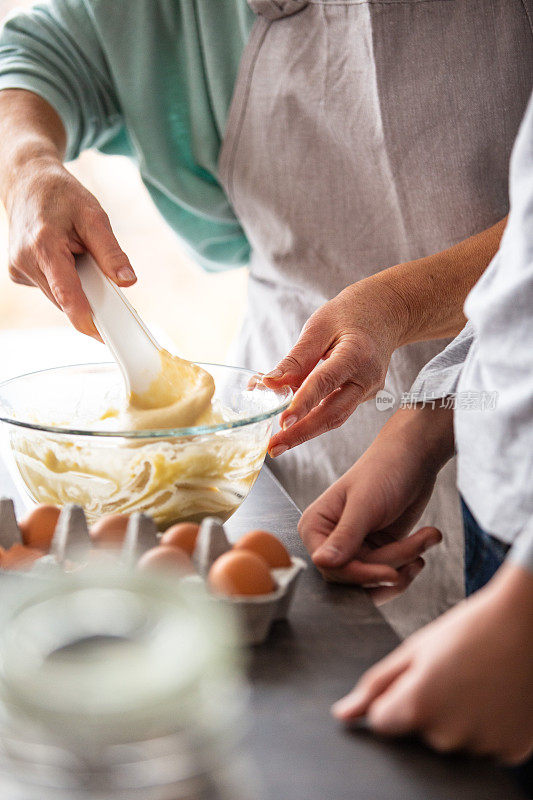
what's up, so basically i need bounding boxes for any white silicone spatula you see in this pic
[76,253,162,397]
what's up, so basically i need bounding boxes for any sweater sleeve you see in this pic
[0,0,125,160]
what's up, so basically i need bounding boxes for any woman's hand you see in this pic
[265,218,505,456]
[7,156,136,338]
[298,406,454,598]
[0,90,136,339]
[333,561,533,765]
[265,278,407,456]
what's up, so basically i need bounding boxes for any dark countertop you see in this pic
[1,460,526,800]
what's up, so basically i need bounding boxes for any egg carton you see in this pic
[187,518,306,645]
[0,496,159,575]
[0,498,305,644]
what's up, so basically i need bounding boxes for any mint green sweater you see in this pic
[0,1,255,269]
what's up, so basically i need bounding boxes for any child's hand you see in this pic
[333,561,533,765]
[297,406,452,597]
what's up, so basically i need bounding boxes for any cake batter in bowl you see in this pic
[0,363,291,528]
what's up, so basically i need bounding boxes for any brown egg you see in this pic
[208,551,275,597]
[234,530,291,568]
[19,504,61,552]
[1,544,44,571]
[90,514,130,548]
[160,522,200,555]
[137,545,194,574]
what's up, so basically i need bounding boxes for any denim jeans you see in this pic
[461,498,510,596]
[461,498,532,798]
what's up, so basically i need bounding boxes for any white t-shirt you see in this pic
[411,92,533,574]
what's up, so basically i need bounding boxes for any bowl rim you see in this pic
[0,362,293,439]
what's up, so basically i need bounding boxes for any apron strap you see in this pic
[247,0,309,20]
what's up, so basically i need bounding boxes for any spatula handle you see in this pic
[76,253,162,396]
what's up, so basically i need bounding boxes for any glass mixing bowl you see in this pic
[0,363,291,529]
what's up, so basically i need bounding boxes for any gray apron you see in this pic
[219,0,533,633]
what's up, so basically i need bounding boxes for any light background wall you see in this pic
[0,0,248,364]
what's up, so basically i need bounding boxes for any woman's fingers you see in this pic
[264,295,391,450]
[38,243,100,338]
[269,382,365,454]
[280,336,378,429]
[31,272,61,308]
[10,248,63,308]
[8,265,34,287]
[8,159,133,338]
[280,353,356,427]
[76,205,136,287]
[332,648,413,721]
[262,315,332,390]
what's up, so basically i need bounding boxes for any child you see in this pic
[299,93,533,791]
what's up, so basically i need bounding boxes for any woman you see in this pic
[0,0,531,626]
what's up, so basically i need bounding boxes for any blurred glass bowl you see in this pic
[0,363,291,529]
